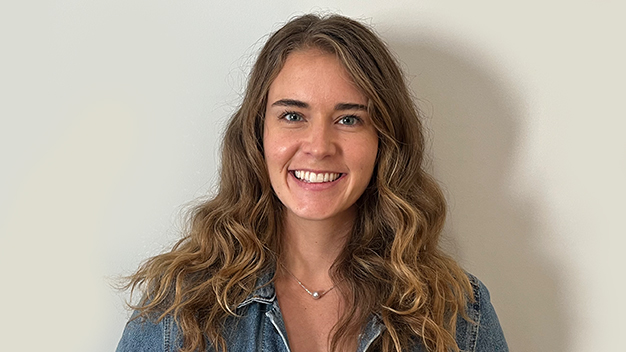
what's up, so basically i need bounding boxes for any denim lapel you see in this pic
[237,269,276,308]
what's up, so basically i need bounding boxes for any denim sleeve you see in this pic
[115,312,182,352]
[470,275,509,352]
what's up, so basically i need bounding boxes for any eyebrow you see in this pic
[271,99,368,111]
[334,102,368,111]
[271,99,308,108]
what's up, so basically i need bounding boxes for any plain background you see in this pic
[1,1,624,351]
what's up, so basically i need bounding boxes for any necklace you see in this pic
[279,262,336,300]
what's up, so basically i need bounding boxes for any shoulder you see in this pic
[115,311,183,352]
[455,273,509,352]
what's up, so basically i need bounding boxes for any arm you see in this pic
[468,275,509,352]
[115,312,181,352]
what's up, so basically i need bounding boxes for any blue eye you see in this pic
[281,111,303,122]
[338,115,360,126]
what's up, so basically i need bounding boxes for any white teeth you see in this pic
[293,171,341,183]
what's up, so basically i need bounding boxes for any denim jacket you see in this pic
[116,271,508,352]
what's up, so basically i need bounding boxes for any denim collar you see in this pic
[237,269,276,308]
[235,268,385,351]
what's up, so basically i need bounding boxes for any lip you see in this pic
[288,168,344,173]
[288,170,346,190]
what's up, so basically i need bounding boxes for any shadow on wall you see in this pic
[388,39,568,352]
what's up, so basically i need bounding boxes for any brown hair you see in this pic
[125,13,471,352]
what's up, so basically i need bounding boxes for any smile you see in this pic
[292,170,342,183]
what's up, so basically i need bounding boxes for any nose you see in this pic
[302,120,336,158]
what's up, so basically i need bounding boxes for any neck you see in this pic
[280,210,354,281]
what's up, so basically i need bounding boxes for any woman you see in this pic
[116,14,508,352]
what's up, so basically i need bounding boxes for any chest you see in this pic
[220,297,366,352]
[277,288,350,352]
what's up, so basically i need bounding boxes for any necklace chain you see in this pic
[279,262,336,300]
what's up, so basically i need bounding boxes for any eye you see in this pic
[280,111,304,122]
[338,115,361,126]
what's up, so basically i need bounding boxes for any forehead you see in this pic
[267,48,367,105]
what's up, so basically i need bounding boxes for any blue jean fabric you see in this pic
[116,271,508,352]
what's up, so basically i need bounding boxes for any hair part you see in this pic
[124,13,471,352]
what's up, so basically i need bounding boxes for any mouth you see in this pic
[291,170,343,183]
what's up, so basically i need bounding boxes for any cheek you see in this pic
[263,131,294,173]
[346,138,378,180]
[358,137,379,171]
[263,125,278,165]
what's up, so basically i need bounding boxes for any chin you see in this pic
[287,204,355,222]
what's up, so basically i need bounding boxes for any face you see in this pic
[263,48,378,223]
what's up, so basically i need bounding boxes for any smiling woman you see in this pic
[116,14,508,352]
[264,49,378,223]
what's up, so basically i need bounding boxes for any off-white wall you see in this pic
[1,1,624,351]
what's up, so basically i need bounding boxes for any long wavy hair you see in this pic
[125,14,472,352]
